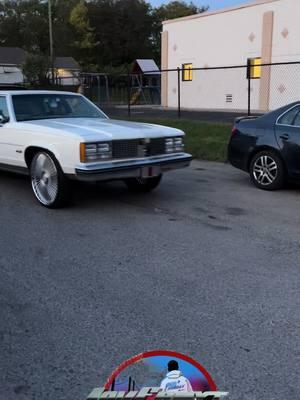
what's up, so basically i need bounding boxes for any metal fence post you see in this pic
[88,76,92,101]
[177,67,181,118]
[247,59,251,116]
[97,75,101,105]
[127,73,131,118]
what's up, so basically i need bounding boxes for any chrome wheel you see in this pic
[31,153,58,206]
[253,155,278,186]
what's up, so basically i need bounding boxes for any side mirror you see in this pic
[0,114,9,124]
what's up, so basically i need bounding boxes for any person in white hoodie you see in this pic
[160,360,193,392]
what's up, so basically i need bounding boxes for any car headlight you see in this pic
[80,142,112,162]
[165,137,184,153]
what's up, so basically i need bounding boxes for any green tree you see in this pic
[0,0,78,57]
[51,0,79,58]
[22,53,50,86]
[69,0,97,67]
[87,0,155,69]
[0,0,209,71]
[0,0,49,53]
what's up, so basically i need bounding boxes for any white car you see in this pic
[0,91,192,208]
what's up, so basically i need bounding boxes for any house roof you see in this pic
[0,48,80,70]
[0,47,26,66]
[132,59,160,75]
[54,57,80,70]
[163,0,280,25]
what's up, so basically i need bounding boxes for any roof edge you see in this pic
[162,0,280,25]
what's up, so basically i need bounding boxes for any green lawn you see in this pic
[130,119,232,162]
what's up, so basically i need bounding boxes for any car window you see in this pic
[12,94,107,122]
[0,96,9,118]
[293,112,300,127]
[277,105,300,125]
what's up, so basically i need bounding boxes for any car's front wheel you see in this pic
[124,174,162,192]
[30,151,70,208]
[249,151,285,190]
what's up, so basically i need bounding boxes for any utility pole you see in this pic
[48,0,55,84]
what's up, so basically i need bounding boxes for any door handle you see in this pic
[280,133,290,141]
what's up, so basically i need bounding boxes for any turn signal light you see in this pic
[80,143,86,163]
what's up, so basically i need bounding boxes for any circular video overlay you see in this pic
[87,350,228,400]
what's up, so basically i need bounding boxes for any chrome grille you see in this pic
[112,139,140,159]
[148,138,165,156]
[112,138,166,159]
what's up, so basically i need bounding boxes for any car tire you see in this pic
[124,174,162,193]
[30,151,71,208]
[249,151,285,191]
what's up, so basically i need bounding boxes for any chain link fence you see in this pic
[260,62,300,111]
[59,61,300,122]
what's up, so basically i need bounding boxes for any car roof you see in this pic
[261,101,300,121]
[0,90,81,96]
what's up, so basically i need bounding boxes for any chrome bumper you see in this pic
[74,153,192,182]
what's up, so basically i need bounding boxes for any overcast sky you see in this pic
[149,0,250,10]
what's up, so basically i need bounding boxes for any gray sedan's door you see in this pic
[275,104,300,178]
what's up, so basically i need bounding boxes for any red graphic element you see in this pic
[104,349,217,391]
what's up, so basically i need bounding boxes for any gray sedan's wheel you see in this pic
[125,174,162,193]
[250,151,285,191]
[30,151,70,208]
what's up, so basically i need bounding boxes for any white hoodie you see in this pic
[160,370,193,392]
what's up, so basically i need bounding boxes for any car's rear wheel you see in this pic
[124,174,162,192]
[249,151,285,190]
[30,151,70,208]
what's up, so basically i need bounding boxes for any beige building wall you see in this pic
[259,10,274,111]
[268,0,300,109]
[162,0,300,111]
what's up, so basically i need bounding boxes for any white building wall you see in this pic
[163,0,300,111]
[0,65,80,86]
[0,66,23,84]
[268,0,300,109]
[56,69,80,86]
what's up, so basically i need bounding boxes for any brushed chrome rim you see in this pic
[31,153,58,205]
[253,155,278,186]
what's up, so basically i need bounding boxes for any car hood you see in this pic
[22,118,184,140]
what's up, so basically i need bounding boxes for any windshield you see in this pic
[12,93,107,122]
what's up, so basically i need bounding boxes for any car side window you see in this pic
[293,112,300,127]
[277,105,300,126]
[0,96,9,119]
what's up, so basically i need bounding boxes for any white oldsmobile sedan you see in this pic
[0,91,192,208]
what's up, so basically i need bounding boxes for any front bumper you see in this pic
[73,153,192,182]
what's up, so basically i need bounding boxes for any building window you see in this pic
[247,57,262,79]
[182,63,193,81]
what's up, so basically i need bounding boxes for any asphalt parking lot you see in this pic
[0,161,299,400]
